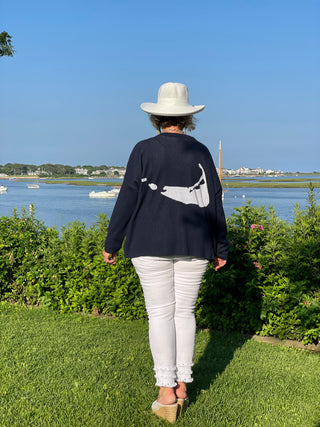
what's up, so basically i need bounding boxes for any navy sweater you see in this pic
[104,133,228,260]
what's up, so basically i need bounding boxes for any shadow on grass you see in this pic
[190,251,263,403]
[190,330,252,403]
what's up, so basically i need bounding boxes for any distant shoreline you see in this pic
[44,177,320,189]
[2,174,320,189]
[45,180,122,187]
[222,181,320,189]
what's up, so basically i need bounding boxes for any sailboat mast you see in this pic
[219,140,222,182]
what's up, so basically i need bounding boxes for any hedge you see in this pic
[1,185,319,344]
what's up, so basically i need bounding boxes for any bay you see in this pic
[223,187,311,222]
[0,179,118,230]
[0,178,317,230]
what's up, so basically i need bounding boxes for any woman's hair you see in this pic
[149,114,197,132]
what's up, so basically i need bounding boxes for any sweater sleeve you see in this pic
[104,145,141,254]
[213,177,229,260]
[207,152,229,260]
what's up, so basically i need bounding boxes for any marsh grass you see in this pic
[45,180,121,187]
[1,303,320,426]
[222,180,320,188]
[45,178,320,188]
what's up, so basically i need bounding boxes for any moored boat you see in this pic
[89,188,120,198]
[27,177,40,189]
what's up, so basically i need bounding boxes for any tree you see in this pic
[0,32,15,57]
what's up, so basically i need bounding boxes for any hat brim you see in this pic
[140,103,205,116]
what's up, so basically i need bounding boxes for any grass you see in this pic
[222,180,320,188]
[1,303,320,426]
[43,179,320,189]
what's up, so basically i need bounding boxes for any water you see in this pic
[223,187,311,222]
[0,178,316,230]
[0,179,118,229]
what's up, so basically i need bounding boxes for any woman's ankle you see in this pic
[175,382,187,399]
[157,387,177,405]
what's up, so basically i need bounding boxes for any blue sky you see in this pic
[1,0,319,172]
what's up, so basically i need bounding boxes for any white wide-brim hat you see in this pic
[141,82,205,116]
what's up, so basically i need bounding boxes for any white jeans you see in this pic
[131,256,208,388]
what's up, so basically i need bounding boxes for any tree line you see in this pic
[0,163,124,177]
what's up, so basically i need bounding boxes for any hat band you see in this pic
[158,97,190,107]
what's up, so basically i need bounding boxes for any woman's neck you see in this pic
[162,126,184,134]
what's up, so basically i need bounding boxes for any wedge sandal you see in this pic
[177,396,189,417]
[151,400,178,423]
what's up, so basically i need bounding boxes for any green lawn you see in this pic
[0,303,319,426]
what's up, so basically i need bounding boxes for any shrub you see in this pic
[196,184,320,344]
[0,185,319,344]
[0,205,51,298]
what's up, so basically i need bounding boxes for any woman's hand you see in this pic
[213,257,227,271]
[102,249,117,265]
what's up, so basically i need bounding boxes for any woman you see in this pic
[103,82,228,423]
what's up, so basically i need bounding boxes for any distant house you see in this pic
[27,168,50,176]
[251,168,264,175]
[265,169,283,175]
[108,167,126,177]
[75,168,88,175]
[91,170,107,176]
[237,167,251,175]
[237,167,264,175]
[223,168,237,175]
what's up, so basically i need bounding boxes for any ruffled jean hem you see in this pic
[153,364,194,387]
[154,366,177,388]
[177,363,193,384]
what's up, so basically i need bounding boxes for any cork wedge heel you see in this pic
[151,400,179,423]
[177,397,189,417]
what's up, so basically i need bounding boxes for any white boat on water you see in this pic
[0,185,8,193]
[27,177,40,189]
[89,188,120,198]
